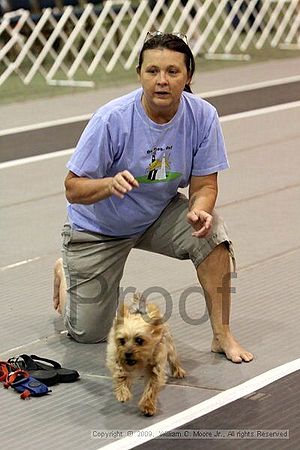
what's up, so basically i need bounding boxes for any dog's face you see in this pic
[113,304,164,371]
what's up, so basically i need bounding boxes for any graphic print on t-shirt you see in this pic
[136,145,182,184]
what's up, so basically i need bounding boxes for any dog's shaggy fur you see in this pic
[106,296,185,416]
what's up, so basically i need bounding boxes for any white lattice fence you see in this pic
[0,0,299,87]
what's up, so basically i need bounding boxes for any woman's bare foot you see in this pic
[53,258,66,315]
[212,334,253,363]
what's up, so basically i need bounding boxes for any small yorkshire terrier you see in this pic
[106,294,186,416]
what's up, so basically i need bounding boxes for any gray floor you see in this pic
[1,58,300,449]
[136,371,300,450]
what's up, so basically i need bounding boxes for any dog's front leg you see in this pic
[166,333,186,378]
[138,365,166,416]
[113,370,132,403]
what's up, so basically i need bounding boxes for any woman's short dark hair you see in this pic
[137,33,195,93]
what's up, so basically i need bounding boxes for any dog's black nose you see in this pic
[125,352,133,358]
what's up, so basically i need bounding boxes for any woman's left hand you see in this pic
[186,209,213,238]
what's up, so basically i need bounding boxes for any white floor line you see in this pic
[1,338,45,354]
[100,358,300,450]
[1,100,300,171]
[0,114,91,137]
[0,256,42,271]
[199,74,300,98]
[220,100,300,123]
[0,148,74,170]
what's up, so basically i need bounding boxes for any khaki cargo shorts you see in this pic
[61,193,234,343]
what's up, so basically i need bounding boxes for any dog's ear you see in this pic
[116,304,130,322]
[146,303,163,327]
[149,320,164,338]
[146,303,161,319]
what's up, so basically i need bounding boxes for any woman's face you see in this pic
[138,48,191,121]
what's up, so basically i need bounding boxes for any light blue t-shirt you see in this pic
[66,88,229,237]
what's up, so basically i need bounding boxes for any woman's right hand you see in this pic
[65,170,139,204]
[109,170,139,199]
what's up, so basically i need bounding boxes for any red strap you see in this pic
[2,368,29,386]
[5,369,29,385]
[20,390,31,399]
[1,368,31,399]
[0,362,25,384]
[0,362,10,383]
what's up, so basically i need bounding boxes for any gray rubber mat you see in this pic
[1,69,300,449]
[1,248,299,449]
[136,371,300,450]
